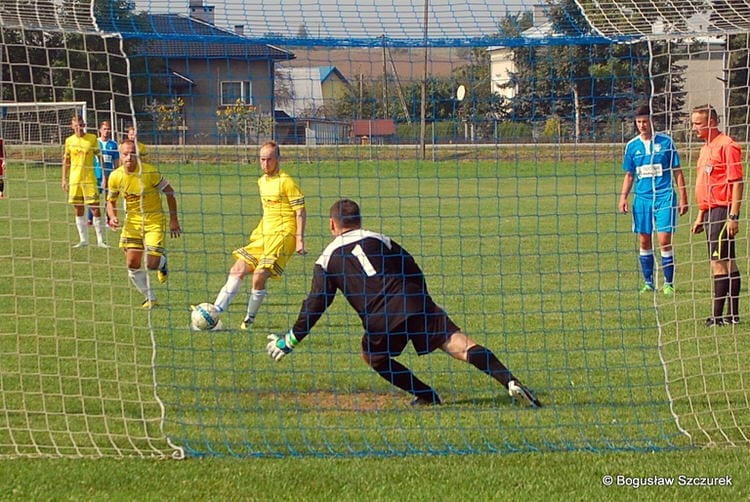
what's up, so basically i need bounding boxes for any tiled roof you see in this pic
[98,13,293,60]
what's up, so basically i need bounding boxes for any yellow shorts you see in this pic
[68,182,100,206]
[119,216,165,257]
[232,227,296,278]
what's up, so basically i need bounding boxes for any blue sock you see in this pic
[661,250,674,285]
[639,249,654,286]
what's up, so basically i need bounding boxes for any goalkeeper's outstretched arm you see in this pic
[267,264,337,361]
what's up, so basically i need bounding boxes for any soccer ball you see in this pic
[191,303,220,331]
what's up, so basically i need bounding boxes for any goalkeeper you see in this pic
[267,199,540,407]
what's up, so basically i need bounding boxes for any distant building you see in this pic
[97,0,294,144]
[276,66,350,118]
[275,66,351,145]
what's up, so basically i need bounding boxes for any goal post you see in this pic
[2,0,750,458]
[0,101,88,145]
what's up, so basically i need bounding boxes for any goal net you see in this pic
[0,101,87,143]
[1,0,749,458]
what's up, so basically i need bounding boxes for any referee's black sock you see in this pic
[729,270,742,318]
[713,274,730,319]
[368,355,437,401]
[467,345,513,388]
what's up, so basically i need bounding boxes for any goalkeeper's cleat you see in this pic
[240,316,255,330]
[508,380,541,408]
[141,299,158,309]
[662,284,675,295]
[639,283,655,294]
[72,241,88,249]
[97,241,109,249]
[410,391,442,407]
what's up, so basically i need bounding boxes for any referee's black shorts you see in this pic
[703,206,736,261]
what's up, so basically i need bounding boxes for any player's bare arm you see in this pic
[295,207,307,254]
[674,168,689,216]
[619,172,634,213]
[105,198,119,229]
[727,179,744,237]
[61,154,70,191]
[165,189,182,238]
[692,209,706,234]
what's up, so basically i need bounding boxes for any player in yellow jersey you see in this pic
[62,115,107,248]
[106,140,181,308]
[211,140,307,329]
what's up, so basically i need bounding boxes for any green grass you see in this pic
[1,146,749,497]
[2,450,749,500]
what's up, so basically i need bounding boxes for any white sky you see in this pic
[136,0,538,41]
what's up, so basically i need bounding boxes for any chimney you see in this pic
[189,0,215,25]
[234,25,244,36]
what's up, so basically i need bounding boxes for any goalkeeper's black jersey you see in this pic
[292,229,436,339]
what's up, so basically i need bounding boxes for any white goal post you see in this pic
[0,101,87,144]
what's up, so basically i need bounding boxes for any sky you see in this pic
[136,0,540,43]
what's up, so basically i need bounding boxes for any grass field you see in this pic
[1,144,749,497]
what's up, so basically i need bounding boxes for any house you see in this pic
[351,119,396,144]
[276,66,350,118]
[97,0,294,144]
[487,5,558,103]
[275,66,351,144]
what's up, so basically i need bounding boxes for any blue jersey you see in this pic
[622,133,680,198]
[94,138,119,181]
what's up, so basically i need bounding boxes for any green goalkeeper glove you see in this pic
[266,330,300,362]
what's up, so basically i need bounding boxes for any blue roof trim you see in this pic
[97,13,293,60]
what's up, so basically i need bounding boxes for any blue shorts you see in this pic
[632,192,677,234]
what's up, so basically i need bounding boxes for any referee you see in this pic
[690,104,745,326]
[267,199,540,407]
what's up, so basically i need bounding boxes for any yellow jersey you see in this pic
[107,162,169,221]
[64,133,100,185]
[258,169,305,235]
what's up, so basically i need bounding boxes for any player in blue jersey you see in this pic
[89,121,119,227]
[619,105,688,295]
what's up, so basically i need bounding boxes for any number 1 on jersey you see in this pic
[352,244,376,276]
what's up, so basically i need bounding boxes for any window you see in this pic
[221,81,252,106]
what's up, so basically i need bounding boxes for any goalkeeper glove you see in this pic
[266,330,300,362]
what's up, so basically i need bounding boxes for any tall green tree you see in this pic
[505,0,686,141]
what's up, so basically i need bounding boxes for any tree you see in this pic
[505,0,686,142]
[216,100,273,145]
[452,48,506,139]
[725,33,749,141]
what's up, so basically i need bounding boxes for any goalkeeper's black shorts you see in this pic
[361,305,460,357]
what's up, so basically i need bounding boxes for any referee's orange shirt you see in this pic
[694,133,744,210]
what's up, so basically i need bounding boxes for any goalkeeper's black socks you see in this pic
[467,345,513,388]
[369,355,438,402]
[713,274,730,319]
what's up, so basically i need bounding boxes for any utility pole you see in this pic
[420,0,429,160]
[382,35,389,118]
